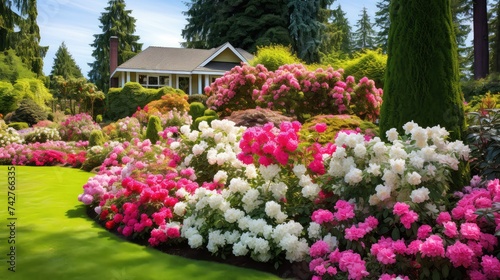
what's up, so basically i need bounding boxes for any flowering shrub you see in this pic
[102,117,143,141]
[205,64,270,117]
[59,113,101,141]
[132,107,192,129]
[0,127,23,147]
[24,127,61,143]
[0,141,87,166]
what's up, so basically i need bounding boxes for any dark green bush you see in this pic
[9,99,48,126]
[189,102,206,123]
[0,81,18,115]
[145,115,162,144]
[461,73,500,101]
[106,82,164,120]
[466,109,500,180]
[89,129,106,147]
[7,122,29,130]
[187,94,208,105]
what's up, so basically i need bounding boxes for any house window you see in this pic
[178,76,191,95]
[139,74,171,88]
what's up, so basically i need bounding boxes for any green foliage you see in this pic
[380,0,465,141]
[0,49,36,83]
[88,0,142,93]
[82,146,112,172]
[466,109,500,180]
[145,88,190,115]
[250,45,301,71]
[50,42,83,79]
[288,0,322,63]
[299,114,379,145]
[12,78,53,111]
[145,115,162,144]
[187,94,208,105]
[89,129,107,147]
[9,99,48,126]
[189,102,206,124]
[464,92,500,113]
[204,109,218,117]
[0,81,17,115]
[461,73,500,101]
[7,122,29,130]
[106,82,164,120]
[353,7,376,50]
[96,114,103,123]
[341,49,387,88]
[24,127,61,143]
[193,115,218,131]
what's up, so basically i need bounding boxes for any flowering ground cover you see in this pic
[0,166,280,280]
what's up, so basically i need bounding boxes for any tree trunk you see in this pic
[473,0,489,79]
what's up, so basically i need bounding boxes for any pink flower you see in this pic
[345,226,367,241]
[481,255,500,279]
[468,270,487,280]
[406,240,423,255]
[420,235,445,258]
[334,200,355,221]
[446,241,474,268]
[315,123,327,133]
[399,211,419,229]
[460,223,481,240]
[376,247,396,265]
[436,212,451,225]
[393,202,410,215]
[311,209,334,224]
[443,221,458,238]
[417,225,432,239]
[310,240,331,258]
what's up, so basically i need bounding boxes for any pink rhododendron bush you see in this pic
[74,117,500,279]
[205,64,383,122]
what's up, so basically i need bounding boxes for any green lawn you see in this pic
[0,166,281,280]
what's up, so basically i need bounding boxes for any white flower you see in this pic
[259,164,280,181]
[345,133,364,148]
[368,194,380,206]
[333,146,347,159]
[406,172,422,186]
[411,127,428,148]
[390,158,406,174]
[224,231,241,244]
[389,145,408,159]
[265,201,282,218]
[410,187,430,203]
[232,241,249,256]
[173,202,187,216]
[245,164,258,179]
[386,128,399,142]
[208,194,224,209]
[237,216,251,230]
[323,233,338,250]
[301,183,320,199]
[184,154,193,166]
[180,125,191,135]
[242,189,262,213]
[353,143,367,158]
[248,218,268,236]
[327,159,344,177]
[421,146,436,161]
[293,164,307,177]
[192,141,207,155]
[224,208,245,223]
[424,203,440,215]
[403,121,418,134]
[268,181,288,200]
[409,152,425,169]
[228,177,250,193]
[366,163,381,176]
[213,170,228,183]
[382,170,399,188]
[187,234,203,248]
[375,184,391,201]
[170,141,180,150]
[344,168,363,185]
[307,222,321,239]
[372,142,388,157]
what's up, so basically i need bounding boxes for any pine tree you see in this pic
[452,0,473,78]
[288,0,322,63]
[380,0,465,141]
[50,42,83,79]
[374,0,390,53]
[353,7,375,51]
[0,0,27,51]
[331,5,352,54]
[88,0,142,93]
[489,0,500,73]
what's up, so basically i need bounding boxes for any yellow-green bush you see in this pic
[145,115,162,144]
[0,78,52,115]
[339,49,387,88]
[465,92,500,113]
[249,45,302,71]
[106,82,164,120]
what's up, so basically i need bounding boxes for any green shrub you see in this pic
[187,94,208,105]
[96,114,103,123]
[47,113,54,121]
[464,92,500,113]
[466,109,500,180]
[0,81,18,115]
[340,49,387,88]
[0,49,36,83]
[249,45,301,71]
[193,115,218,130]
[7,122,29,130]
[461,73,500,101]
[189,102,206,123]
[106,82,164,120]
[9,99,48,126]
[24,127,61,143]
[89,129,106,147]
[145,115,162,143]
[204,109,218,117]
[12,78,53,111]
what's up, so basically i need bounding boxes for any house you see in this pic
[109,37,254,95]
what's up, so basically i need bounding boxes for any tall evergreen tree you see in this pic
[182,0,291,53]
[452,0,473,78]
[374,0,390,53]
[489,0,500,73]
[50,42,83,79]
[331,5,352,54]
[380,0,465,141]
[353,7,376,51]
[0,0,27,51]
[88,0,142,92]
[288,0,322,63]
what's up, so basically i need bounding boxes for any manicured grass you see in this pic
[0,166,281,280]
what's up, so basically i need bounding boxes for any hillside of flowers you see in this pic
[0,64,499,280]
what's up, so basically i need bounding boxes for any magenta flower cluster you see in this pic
[59,113,101,141]
[0,141,87,167]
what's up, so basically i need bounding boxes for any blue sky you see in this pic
[37,0,377,78]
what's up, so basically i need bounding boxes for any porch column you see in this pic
[120,72,125,87]
[204,75,210,88]
[126,72,130,83]
[198,75,202,94]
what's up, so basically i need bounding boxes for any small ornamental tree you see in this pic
[145,115,162,144]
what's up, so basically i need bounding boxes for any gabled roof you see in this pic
[113,42,253,76]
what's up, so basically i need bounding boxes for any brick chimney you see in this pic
[109,36,119,88]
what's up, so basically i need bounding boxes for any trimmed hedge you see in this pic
[106,82,164,120]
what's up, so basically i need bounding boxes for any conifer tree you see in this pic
[88,0,142,92]
[331,5,352,55]
[380,0,465,141]
[353,7,375,51]
[288,0,322,63]
[374,0,390,53]
[50,42,83,79]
